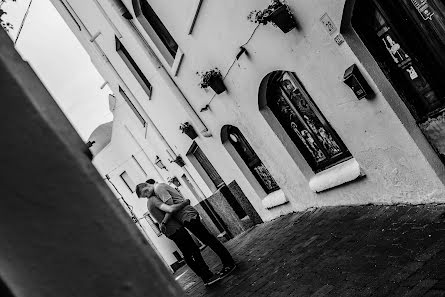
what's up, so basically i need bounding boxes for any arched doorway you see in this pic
[352,0,445,161]
[259,71,352,173]
[221,125,280,195]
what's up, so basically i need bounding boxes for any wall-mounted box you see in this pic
[343,64,374,100]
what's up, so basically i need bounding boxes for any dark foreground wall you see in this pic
[0,30,183,297]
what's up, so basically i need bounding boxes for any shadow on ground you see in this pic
[174,204,445,297]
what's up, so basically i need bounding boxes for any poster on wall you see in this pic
[410,0,435,20]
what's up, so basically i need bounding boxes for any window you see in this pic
[189,143,225,189]
[226,126,280,194]
[267,71,351,172]
[143,213,162,236]
[116,37,153,98]
[120,171,136,193]
[119,87,146,126]
[136,0,179,66]
[60,0,81,31]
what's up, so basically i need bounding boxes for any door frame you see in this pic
[340,0,445,183]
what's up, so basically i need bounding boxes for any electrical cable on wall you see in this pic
[200,24,260,112]
[14,0,33,45]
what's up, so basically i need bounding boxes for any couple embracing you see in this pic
[135,179,236,286]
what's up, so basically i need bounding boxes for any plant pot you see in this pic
[183,126,198,139]
[173,156,186,167]
[269,5,296,33]
[169,177,181,187]
[208,75,226,94]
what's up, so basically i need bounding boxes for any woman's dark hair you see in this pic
[146,179,156,184]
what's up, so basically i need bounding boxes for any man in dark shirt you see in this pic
[135,183,221,286]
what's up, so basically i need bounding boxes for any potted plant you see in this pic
[247,0,296,33]
[167,176,181,187]
[171,155,186,167]
[180,122,198,139]
[197,68,226,94]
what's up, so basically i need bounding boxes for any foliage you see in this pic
[196,68,222,89]
[167,176,180,186]
[179,122,192,132]
[247,0,288,25]
[0,0,17,32]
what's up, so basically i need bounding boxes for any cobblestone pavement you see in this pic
[173,204,445,297]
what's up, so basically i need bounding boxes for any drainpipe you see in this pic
[107,0,212,138]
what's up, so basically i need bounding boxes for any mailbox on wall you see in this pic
[343,64,374,100]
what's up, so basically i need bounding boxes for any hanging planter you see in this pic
[167,176,181,187]
[180,122,198,139]
[197,68,226,94]
[247,0,296,33]
[172,155,186,167]
[268,5,296,33]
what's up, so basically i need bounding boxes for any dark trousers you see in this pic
[169,227,213,280]
[184,218,234,267]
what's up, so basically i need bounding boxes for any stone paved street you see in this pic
[174,204,445,296]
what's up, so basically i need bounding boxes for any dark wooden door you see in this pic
[353,0,445,160]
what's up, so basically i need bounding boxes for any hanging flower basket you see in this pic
[172,155,186,167]
[268,5,296,33]
[167,176,181,187]
[180,122,198,139]
[247,0,296,33]
[197,68,226,94]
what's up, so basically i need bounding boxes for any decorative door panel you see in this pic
[267,71,351,172]
[227,126,280,194]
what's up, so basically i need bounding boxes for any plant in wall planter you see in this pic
[179,122,198,139]
[171,155,186,167]
[247,0,296,33]
[167,176,181,187]
[197,68,226,94]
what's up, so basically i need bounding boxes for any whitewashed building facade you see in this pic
[51,0,445,269]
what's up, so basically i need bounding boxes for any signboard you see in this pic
[320,13,337,35]
[334,34,344,46]
[410,0,435,20]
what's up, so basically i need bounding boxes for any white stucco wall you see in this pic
[52,0,445,227]
[91,109,182,268]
